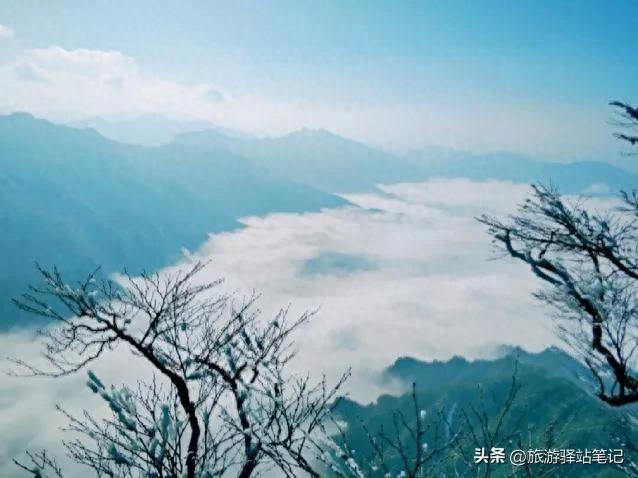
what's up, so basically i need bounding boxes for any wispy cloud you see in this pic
[0,178,569,476]
[0,46,228,122]
[0,24,14,40]
[0,44,617,157]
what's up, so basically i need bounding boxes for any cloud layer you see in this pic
[0,178,564,476]
[176,179,556,391]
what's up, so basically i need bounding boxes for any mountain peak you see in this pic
[66,115,252,147]
[283,127,352,143]
[381,346,593,397]
[1,111,45,126]
[0,111,108,145]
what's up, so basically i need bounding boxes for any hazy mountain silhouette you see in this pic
[4,113,637,330]
[69,114,250,146]
[175,128,638,195]
[0,113,344,330]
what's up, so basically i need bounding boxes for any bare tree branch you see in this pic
[12,262,348,478]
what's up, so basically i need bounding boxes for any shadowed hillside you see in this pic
[5,113,637,331]
[0,113,344,329]
[333,348,637,477]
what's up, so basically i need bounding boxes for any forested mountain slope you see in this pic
[333,348,636,477]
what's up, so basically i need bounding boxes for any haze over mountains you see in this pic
[69,115,250,147]
[2,113,637,477]
[1,112,636,330]
[0,113,343,329]
[77,114,638,194]
[172,127,638,195]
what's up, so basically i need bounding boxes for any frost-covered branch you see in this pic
[12,262,348,478]
[479,184,638,406]
[14,450,65,478]
[610,100,638,149]
[322,383,458,478]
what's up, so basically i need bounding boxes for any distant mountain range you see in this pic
[0,113,343,329]
[2,112,637,329]
[68,115,251,146]
[333,347,637,477]
[74,115,638,195]
[5,116,632,475]
[176,127,638,195]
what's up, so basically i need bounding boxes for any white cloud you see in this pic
[582,182,611,195]
[176,179,556,392]
[0,24,14,40]
[0,178,567,476]
[0,45,616,157]
[0,46,229,122]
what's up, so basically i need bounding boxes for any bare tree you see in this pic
[318,382,459,478]
[451,365,566,478]
[14,451,65,478]
[453,370,522,478]
[610,101,638,148]
[479,183,638,406]
[479,100,638,407]
[11,262,348,478]
[320,364,566,478]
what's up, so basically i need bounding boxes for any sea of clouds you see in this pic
[0,178,562,476]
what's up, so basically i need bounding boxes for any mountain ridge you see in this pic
[0,113,345,330]
[333,347,635,477]
[3,112,637,331]
[168,122,638,195]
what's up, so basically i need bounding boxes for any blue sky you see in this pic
[0,0,637,157]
